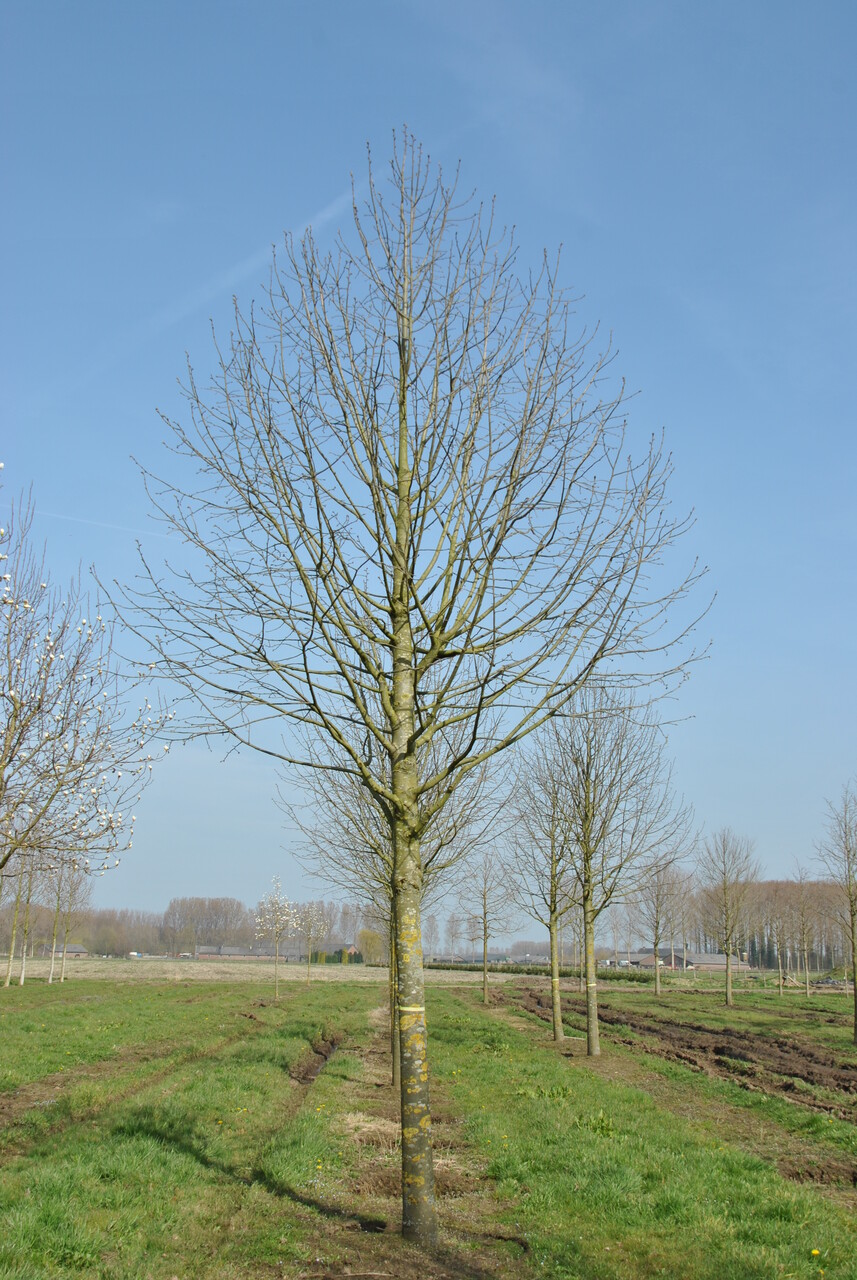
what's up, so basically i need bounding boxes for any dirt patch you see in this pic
[510,985,857,1119]
[304,1007,535,1279]
[778,1153,857,1186]
[290,1034,341,1085]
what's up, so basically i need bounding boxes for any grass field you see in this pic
[2,969,857,1279]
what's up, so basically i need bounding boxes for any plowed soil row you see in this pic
[509,986,857,1119]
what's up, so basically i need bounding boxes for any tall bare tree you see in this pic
[533,686,690,1052]
[506,734,580,1041]
[119,136,702,1243]
[633,860,690,996]
[423,913,439,962]
[458,846,515,1003]
[761,879,793,996]
[818,782,857,1042]
[58,863,92,981]
[696,829,759,1007]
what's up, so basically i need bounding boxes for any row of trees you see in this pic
[0,885,369,971]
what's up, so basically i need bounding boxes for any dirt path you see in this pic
[292,1006,534,1280]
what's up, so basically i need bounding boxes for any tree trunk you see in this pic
[4,867,24,988]
[19,864,35,988]
[725,947,733,1007]
[61,925,70,981]
[777,950,783,996]
[803,947,810,997]
[48,874,63,984]
[850,910,857,1046]
[482,914,489,1006]
[388,285,438,1246]
[389,916,401,1093]
[393,825,436,1245]
[579,914,586,994]
[274,935,280,1000]
[548,908,564,1041]
[583,895,600,1056]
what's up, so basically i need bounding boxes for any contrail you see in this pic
[144,185,355,338]
[33,509,171,539]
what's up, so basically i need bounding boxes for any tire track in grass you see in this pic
[0,1004,289,1161]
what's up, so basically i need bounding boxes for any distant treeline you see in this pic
[0,894,368,960]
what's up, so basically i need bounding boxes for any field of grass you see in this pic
[2,972,857,1278]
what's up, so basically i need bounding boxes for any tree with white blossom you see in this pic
[0,483,164,885]
[254,875,294,999]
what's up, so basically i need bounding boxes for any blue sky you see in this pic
[2,1,855,914]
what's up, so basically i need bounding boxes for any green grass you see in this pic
[2,977,857,1279]
[428,987,857,1279]
[0,981,378,1279]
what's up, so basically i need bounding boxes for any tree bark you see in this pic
[482,914,489,1006]
[549,908,564,1041]
[393,825,436,1245]
[48,874,63,984]
[584,894,600,1056]
[389,916,401,1093]
[4,866,24,988]
[725,948,733,1007]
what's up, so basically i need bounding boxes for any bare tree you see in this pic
[697,829,759,1007]
[255,876,294,999]
[633,860,690,996]
[118,135,702,1243]
[1,489,162,883]
[458,847,514,1003]
[512,687,690,1050]
[47,859,67,983]
[59,864,92,980]
[793,863,820,997]
[423,913,439,962]
[506,736,579,1041]
[818,782,857,1042]
[445,911,463,961]
[760,879,793,996]
[561,688,690,1051]
[3,857,25,987]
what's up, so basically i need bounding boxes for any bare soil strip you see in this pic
[293,1009,533,1280]
[511,986,857,1112]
